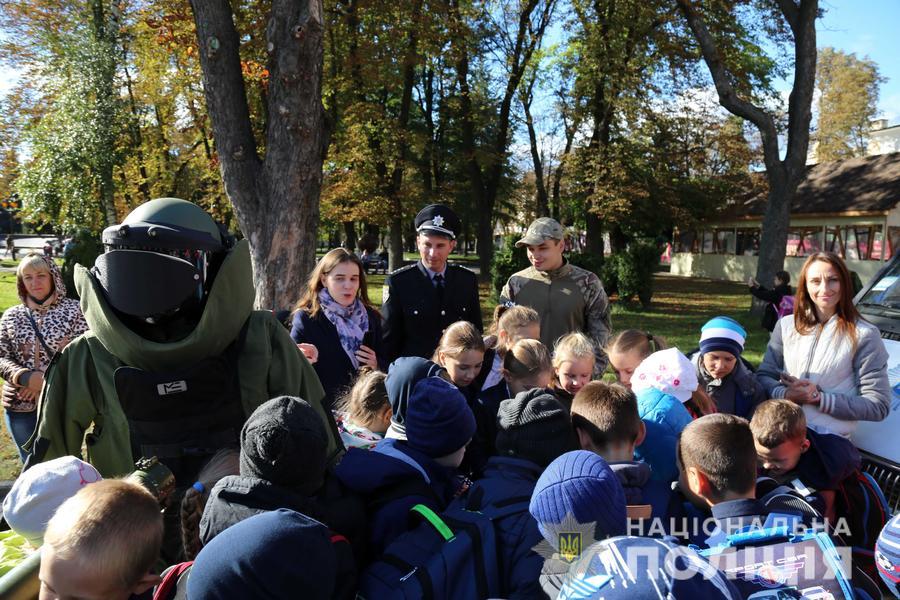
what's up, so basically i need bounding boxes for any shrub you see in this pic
[599,254,620,297]
[569,249,615,294]
[61,229,103,300]
[567,251,604,279]
[617,242,659,308]
[491,236,530,300]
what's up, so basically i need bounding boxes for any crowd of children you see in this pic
[2,249,900,599]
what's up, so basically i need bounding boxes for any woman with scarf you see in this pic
[0,253,88,462]
[291,248,386,408]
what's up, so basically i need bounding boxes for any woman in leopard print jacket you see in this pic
[0,252,88,462]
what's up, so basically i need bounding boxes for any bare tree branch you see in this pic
[675,0,781,174]
[776,0,800,33]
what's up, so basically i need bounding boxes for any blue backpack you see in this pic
[358,493,530,600]
[699,515,857,599]
[761,471,891,590]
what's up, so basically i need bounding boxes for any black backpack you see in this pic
[359,487,530,599]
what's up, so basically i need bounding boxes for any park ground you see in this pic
[0,269,768,480]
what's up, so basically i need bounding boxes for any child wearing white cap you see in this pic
[0,456,101,576]
[2,456,102,549]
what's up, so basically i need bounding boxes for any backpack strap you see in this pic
[410,504,455,541]
[369,477,442,512]
[760,481,821,513]
[790,478,816,497]
[462,486,531,521]
[378,554,437,599]
[471,348,495,392]
[153,561,193,600]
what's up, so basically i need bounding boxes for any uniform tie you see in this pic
[434,273,445,302]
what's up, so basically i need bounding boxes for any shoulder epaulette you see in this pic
[389,263,419,277]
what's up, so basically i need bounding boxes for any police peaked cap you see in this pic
[414,204,461,240]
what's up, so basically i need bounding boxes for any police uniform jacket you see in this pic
[381,262,482,361]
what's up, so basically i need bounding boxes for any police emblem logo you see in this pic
[531,513,597,567]
[432,215,445,227]
[558,532,582,563]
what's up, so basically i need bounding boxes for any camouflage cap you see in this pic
[516,217,564,247]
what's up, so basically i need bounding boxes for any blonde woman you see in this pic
[0,253,88,461]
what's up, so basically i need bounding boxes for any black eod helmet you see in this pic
[94,198,231,322]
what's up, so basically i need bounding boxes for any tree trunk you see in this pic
[551,116,577,222]
[677,0,817,314]
[89,0,119,227]
[121,44,151,204]
[756,172,792,295]
[521,78,548,216]
[609,224,628,253]
[190,0,326,310]
[99,167,117,226]
[421,66,435,198]
[385,0,422,273]
[585,212,603,256]
[448,0,555,281]
[342,221,357,250]
[389,214,404,271]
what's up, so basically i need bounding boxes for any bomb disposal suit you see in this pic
[26,198,341,480]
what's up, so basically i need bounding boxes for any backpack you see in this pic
[769,472,891,578]
[833,471,891,586]
[358,491,530,600]
[775,295,795,319]
[756,476,888,598]
[699,515,856,599]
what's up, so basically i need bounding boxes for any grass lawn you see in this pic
[0,269,763,481]
[611,273,768,366]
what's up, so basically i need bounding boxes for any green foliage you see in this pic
[567,250,604,279]
[548,0,770,250]
[569,247,620,298]
[616,242,659,308]
[3,0,230,235]
[60,229,103,299]
[491,236,530,300]
[13,2,124,232]
[600,254,621,296]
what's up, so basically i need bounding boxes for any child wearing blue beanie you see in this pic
[529,450,627,597]
[335,376,475,554]
[691,316,765,419]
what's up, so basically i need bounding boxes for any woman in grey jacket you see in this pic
[756,252,890,438]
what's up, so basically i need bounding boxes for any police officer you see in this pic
[382,204,482,360]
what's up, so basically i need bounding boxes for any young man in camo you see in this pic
[500,217,611,373]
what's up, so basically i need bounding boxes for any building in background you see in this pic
[671,151,900,283]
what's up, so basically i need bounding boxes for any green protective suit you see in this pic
[26,240,340,477]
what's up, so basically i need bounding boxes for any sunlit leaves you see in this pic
[815,47,884,162]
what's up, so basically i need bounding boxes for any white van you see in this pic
[852,252,900,512]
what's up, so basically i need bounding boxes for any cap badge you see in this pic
[432,215,445,227]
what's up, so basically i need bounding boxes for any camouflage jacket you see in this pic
[500,260,611,373]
